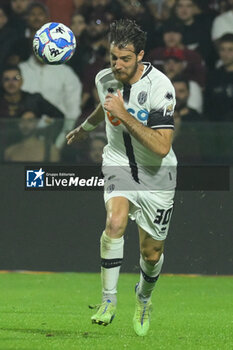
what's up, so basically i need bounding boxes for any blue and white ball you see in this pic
[33,22,76,65]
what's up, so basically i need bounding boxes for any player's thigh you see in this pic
[135,190,175,241]
[105,196,130,238]
[138,225,164,263]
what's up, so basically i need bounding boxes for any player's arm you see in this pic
[120,114,172,158]
[104,90,173,158]
[66,103,105,145]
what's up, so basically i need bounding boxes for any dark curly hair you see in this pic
[109,19,147,55]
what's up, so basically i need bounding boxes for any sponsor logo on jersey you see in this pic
[127,108,149,122]
[107,111,121,126]
[137,91,148,105]
[107,108,149,126]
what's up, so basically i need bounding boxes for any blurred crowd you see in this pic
[0,0,233,164]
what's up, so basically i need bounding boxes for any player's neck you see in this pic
[128,62,144,85]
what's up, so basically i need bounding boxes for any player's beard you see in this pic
[112,60,138,84]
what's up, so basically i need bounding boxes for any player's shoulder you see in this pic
[146,63,174,89]
[95,68,113,86]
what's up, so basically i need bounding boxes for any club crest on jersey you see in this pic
[165,92,173,100]
[137,91,148,105]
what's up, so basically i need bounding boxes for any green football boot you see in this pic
[133,283,152,336]
[90,299,116,326]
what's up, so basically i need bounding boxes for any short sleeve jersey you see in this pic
[95,63,177,190]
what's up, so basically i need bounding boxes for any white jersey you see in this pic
[95,62,177,190]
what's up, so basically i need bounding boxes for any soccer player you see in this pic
[66,19,177,337]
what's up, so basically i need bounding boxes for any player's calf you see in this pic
[137,253,164,301]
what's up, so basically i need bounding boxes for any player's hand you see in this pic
[66,126,88,145]
[104,89,126,119]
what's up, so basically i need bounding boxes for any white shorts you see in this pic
[103,169,175,241]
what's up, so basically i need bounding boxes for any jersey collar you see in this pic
[140,62,152,80]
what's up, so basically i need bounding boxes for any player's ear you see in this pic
[137,50,144,63]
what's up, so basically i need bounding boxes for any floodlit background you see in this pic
[0,0,232,274]
[0,1,232,349]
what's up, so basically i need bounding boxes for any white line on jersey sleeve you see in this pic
[150,125,174,129]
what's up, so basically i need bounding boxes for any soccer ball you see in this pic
[33,22,76,65]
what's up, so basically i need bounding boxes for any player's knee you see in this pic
[105,213,127,238]
[141,248,163,266]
